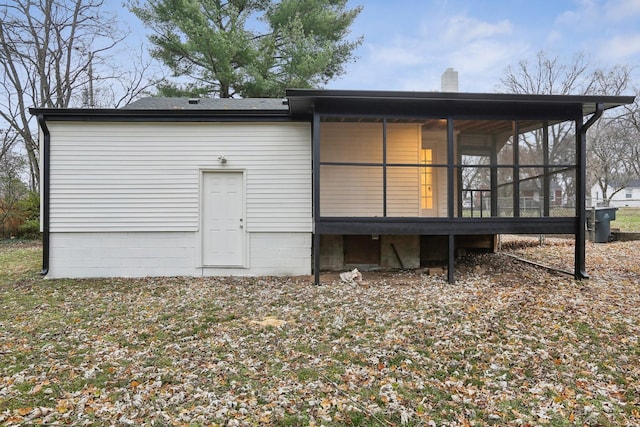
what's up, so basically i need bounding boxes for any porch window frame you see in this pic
[296,91,619,285]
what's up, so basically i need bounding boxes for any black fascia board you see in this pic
[285,89,635,120]
[286,88,635,106]
[315,216,577,235]
[310,98,582,121]
[28,107,292,122]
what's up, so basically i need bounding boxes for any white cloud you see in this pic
[557,0,640,26]
[327,0,640,94]
[441,16,513,44]
[448,40,518,72]
[546,30,563,45]
[369,43,426,67]
[604,0,640,21]
[331,9,565,93]
[448,39,531,91]
[546,0,640,65]
[555,0,600,27]
[597,33,640,60]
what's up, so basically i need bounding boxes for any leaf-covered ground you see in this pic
[1,238,639,426]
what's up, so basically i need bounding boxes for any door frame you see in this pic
[199,169,248,268]
[419,130,440,217]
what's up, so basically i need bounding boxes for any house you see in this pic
[30,90,634,283]
[590,179,640,208]
[520,179,565,211]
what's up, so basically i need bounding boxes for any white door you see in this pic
[202,172,245,266]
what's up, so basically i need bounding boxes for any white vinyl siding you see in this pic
[387,124,420,216]
[320,123,383,216]
[47,121,311,232]
[590,184,640,208]
[320,165,384,216]
[320,122,447,217]
[436,166,448,217]
[320,122,383,163]
[434,134,449,218]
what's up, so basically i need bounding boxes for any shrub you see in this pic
[17,218,41,239]
[16,191,40,221]
[1,191,40,239]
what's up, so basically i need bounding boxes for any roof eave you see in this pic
[285,88,635,104]
[285,89,635,118]
[29,107,292,121]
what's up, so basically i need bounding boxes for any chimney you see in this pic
[441,68,459,92]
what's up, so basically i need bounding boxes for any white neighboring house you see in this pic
[32,98,312,278]
[590,179,640,208]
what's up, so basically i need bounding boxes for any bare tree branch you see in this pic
[500,50,638,206]
[0,0,160,190]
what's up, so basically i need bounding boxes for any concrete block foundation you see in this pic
[318,234,495,271]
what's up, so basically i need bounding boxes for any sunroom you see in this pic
[286,89,634,284]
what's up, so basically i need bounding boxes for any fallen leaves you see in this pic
[15,407,31,416]
[0,238,639,425]
[249,317,287,328]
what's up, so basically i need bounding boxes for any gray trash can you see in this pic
[586,207,617,243]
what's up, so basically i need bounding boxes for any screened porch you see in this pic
[286,89,634,284]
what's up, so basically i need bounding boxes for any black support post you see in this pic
[448,233,455,283]
[543,122,550,217]
[383,118,387,217]
[512,121,520,217]
[313,232,320,285]
[575,103,603,279]
[313,112,321,285]
[490,135,498,217]
[447,119,455,283]
[576,117,588,279]
[456,141,463,218]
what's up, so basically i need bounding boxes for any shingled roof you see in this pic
[122,97,288,111]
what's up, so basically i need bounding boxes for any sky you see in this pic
[115,0,640,94]
[326,0,640,92]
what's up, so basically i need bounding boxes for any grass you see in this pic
[0,239,41,284]
[1,240,639,425]
[613,207,640,231]
[462,206,640,228]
